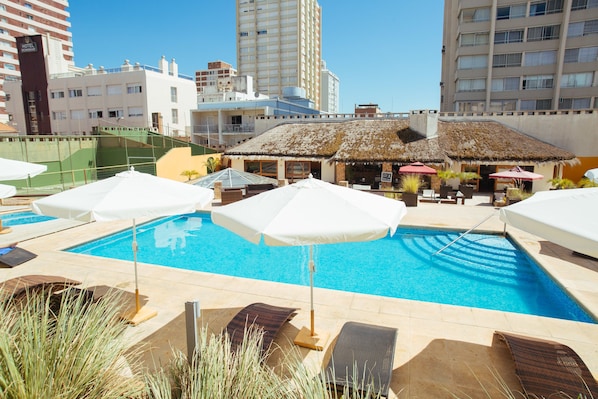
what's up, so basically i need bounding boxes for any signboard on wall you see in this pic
[381,172,392,183]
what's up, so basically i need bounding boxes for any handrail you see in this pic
[432,211,498,256]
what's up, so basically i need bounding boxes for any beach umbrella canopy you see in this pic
[398,162,437,175]
[584,168,598,183]
[0,184,16,199]
[0,157,47,181]
[31,167,214,324]
[211,175,407,349]
[193,167,278,189]
[490,166,544,189]
[500,187,598,259]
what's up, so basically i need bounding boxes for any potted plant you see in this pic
[457,171,481,199]
[437,169,458,198]
[399,174,421,207]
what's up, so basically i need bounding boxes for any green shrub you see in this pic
[0,289,144,399]
[578,178,598,188]
[399,174,422,194]
[549,178,577,189]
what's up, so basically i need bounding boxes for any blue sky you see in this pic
[69,1,444,114]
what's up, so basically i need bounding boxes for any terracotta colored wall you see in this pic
[563,157,598,182]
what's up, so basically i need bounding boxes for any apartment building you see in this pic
[320,60,340,114]
[441,0,598,112]
[0,0,72,124]
[5,48,197,137]
[236,0,322,109]
[195,60,237,94]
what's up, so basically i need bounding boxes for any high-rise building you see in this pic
[440,0,598,112]
[0,0,72,123]
[195,61,237,94]
[236,0,322,109]
[320,60,339,114]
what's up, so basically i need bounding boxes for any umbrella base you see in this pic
[122,305,158,326]
[0,227,13,235]
[294,326,329,351]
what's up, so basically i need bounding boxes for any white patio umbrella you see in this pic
[193,167,278,189]
[584,168,598,183]
[500,187,598,259]
[211,175,407,350]
[0,157,47,181]
[0,184,16,199]
[31,167,214,324]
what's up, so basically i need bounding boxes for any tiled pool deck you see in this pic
[1,195,597,398]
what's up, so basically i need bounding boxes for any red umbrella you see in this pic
[398,162,437,175]
[490,166,543,190]
[489,166,543,181]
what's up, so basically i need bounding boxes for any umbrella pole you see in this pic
[309,244,315,336]
[133,218,140,313]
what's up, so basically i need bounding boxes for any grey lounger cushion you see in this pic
[324,321,398,398]
[0,247,37,267]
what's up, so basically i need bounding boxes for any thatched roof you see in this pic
[224,119,577,165]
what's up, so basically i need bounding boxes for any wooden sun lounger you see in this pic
[225,302,297,355]
[496,331,598,398]
[324,321,398,398]
[0,274,82,302]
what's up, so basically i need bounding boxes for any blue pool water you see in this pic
[1,211,56,226]
[68,213,595,323]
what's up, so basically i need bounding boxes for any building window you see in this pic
[488,100,517,111]
[520,99,552,110]
[530,0,564,15]
[170,87,178,102]
[127,84,142,94]
[245,160,277,178]
[559,97,591,109]
[257,29,267,35]
[571,0,598,10]
[527,25,560,41]
[567,20,598,37]
[491,77,520,91]
[88,109,103,119]
[494,29,524,44]
[240,32,249,36]
[457,78,486,92]
[456,101,486,112]
[171,109,178,124]
[560,72,593,87]
[285,161,310,182]
[524,50,557,66]
[460,7,490,23]
[496,4,526,19]
[70,110,85,120]
[458,55,487,69]
[108,109,124,118]
[68,89,83,98]
[87,86,102,96]
[107,85,122,95]
[564,46,598,63]
[50,91,64,99]
[523,75,554,89]
[128,107,143,117]
[493,53,522,67]
[52,111,67,120]
[460,32,489,46]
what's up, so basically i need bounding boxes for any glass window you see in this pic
[493,53,522,67]
[571,0,598,9]
[456,101,485,112]
[524,50,557,66]
[172,108,179,124]
[495,29,524,44]
[285,161,310,182]
[488,100,517,111]
[559,98,591,109]
[460,32,489,46]
[461,7,490,22]
[491,77,520,91]
[108,109,124,118]
[170,87,178,102]
[521,99,552,110]
[128,107,143,117]
[527,25,560,41]
[88,109,103,119]
[245,160,277,178]
[50,91,64,99]
[68,89,83,98]
[522,75,554,89]
[561,72,593,87]
[530,0,563,15]
[457,78,486,92]
[496,4,526,19]
[458,55,487,69]
[127,84,142,94]
[70,110,85,120]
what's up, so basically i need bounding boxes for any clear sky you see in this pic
[68,1,444,114]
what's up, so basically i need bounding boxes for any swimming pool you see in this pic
[68,212,595,323]
[1,211,56,226]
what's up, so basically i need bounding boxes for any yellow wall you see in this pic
[563,157,598,182]
[156,147,222,182]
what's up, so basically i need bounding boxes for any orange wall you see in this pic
[563,157,598,182]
